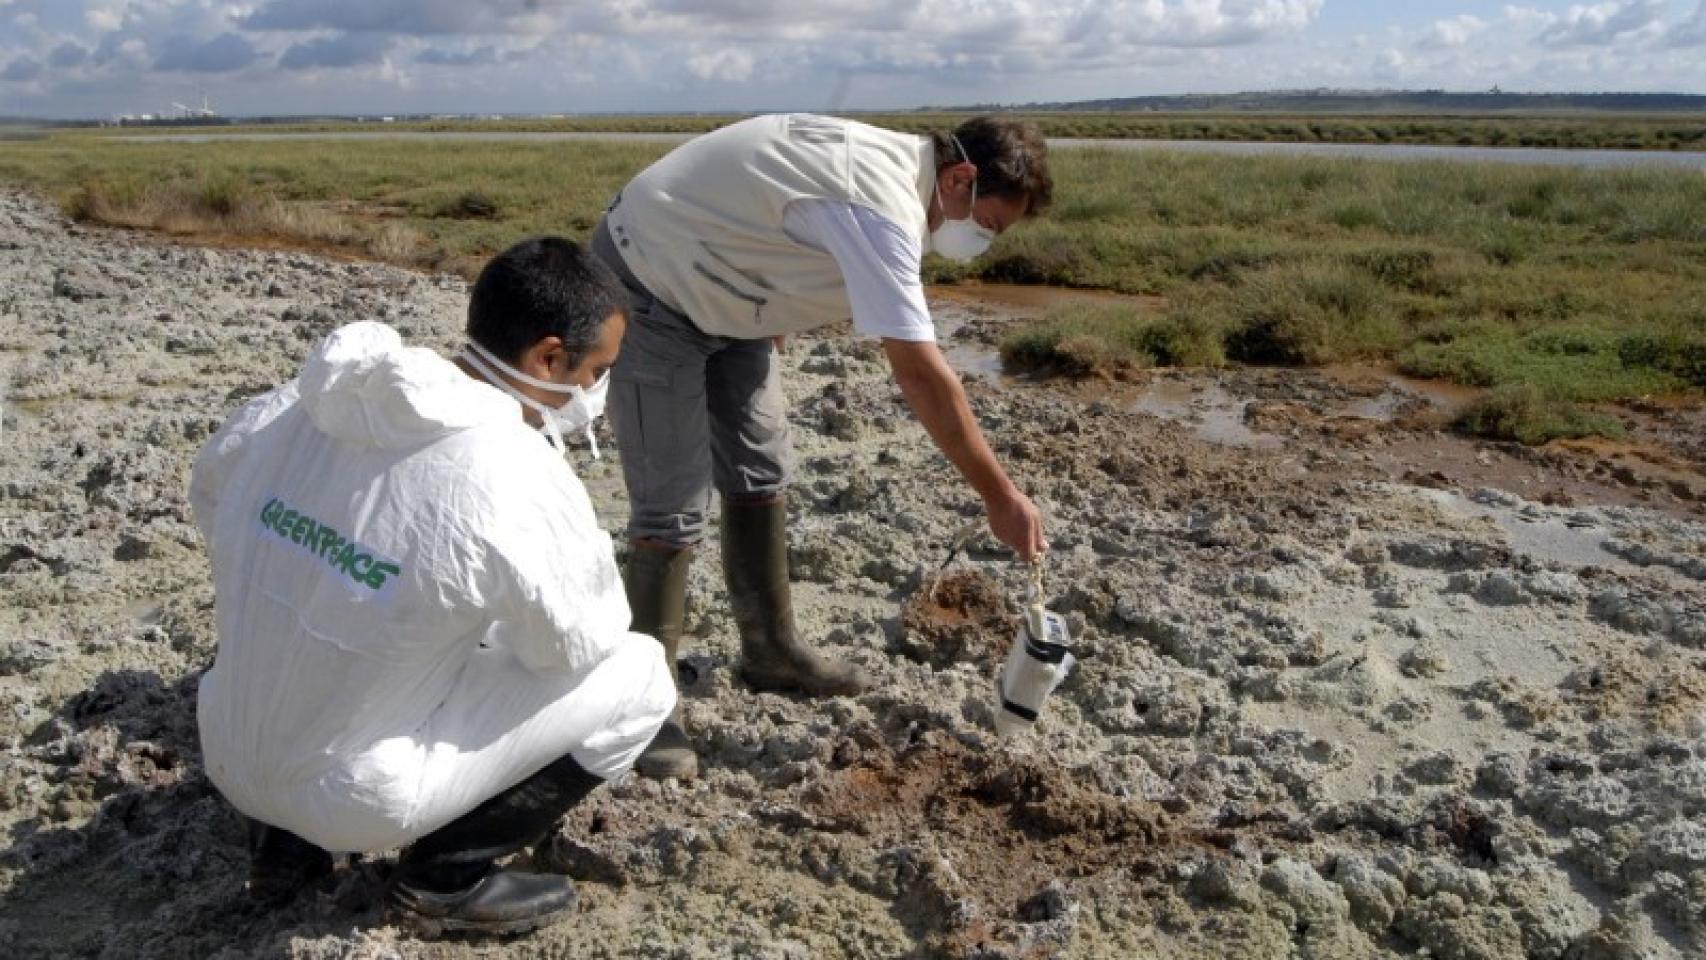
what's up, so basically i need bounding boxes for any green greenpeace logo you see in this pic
[258,497,402,592]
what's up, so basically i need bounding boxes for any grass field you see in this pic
[101,110,1706,152]
[2,129,1702,443]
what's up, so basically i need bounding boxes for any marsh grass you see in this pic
[1453,384,1627,445]
[0,136,668,276]
[999,304,1223,376]
[3,130,1702,442]
[978,150,1705,441]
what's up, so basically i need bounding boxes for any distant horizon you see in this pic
[9,88,1706,125]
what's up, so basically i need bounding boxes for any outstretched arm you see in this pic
[777,199,1045,559]
[882,337,1046,561]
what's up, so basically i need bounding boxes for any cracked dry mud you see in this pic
[2,190,1705,959]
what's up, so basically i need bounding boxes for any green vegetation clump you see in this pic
[434,189,502,220]
[1452,384,1626,445]
[999,304,1223,376]
[1397,324,1701,401]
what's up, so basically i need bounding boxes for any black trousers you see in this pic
[248,752,605,891]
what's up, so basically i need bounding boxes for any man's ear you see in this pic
[949,161,976,192]
[544,337,571,376]
[518,336,565,379]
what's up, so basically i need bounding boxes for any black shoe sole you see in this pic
[634,750,699,780]
[391,903,572,939]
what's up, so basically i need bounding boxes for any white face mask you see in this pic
[930,135,996,263]
[460,341,609,457]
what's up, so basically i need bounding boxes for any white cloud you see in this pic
[686,47,755,83]
[1421,14,1486,49]
[1668,0,1706,46]
[1372,47,1406,81]
[1537,0,1667,47]
[240,0,571,36]
[5,1,1706,119]
[85,7,124,32]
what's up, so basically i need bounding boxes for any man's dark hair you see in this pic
[932,117,1053,217]
[466,237,626,366]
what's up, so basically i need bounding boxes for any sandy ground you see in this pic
[2,189,1705,959]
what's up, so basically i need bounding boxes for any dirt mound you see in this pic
[896,570,1016,668]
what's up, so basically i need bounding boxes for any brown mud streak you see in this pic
[896,569,1016,668]
[801,736,1302,952]
[1562,648,1706,734]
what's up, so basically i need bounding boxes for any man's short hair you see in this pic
[466,237,626,366]
[934,117,1054,217]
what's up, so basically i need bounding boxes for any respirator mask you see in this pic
[460,340,609,456]
[929,134,996,263]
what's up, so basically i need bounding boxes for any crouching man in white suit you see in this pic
[189,238,674,936]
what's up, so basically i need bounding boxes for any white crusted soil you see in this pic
[2,190,1704,959]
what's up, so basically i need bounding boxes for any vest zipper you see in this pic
[692,261,768,325]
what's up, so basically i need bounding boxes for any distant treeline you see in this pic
[1004,90,1706,115]
[75,92,1706,152]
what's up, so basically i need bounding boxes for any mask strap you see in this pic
[949,133,970,165]
[938,134,979,220]
[460,347,566,452]
[465,341,575,395]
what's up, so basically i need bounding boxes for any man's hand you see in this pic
[986,487,1047,563]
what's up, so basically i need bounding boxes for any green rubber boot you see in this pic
[624,543,698,780]
[722,498,869,697]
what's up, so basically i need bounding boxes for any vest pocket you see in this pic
[691,261,768,326]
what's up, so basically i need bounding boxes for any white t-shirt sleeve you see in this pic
[782,199,936,342]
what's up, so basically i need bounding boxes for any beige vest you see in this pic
[604,114,935,338]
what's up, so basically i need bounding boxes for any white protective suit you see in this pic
[190,321,674,854]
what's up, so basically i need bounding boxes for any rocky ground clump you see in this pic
[2,188,1704,958]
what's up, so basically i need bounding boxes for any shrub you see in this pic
[64,180,141,223]
[1478,228,1533,266]
[196,174,253,218]
[435,189,502,220]
[1453,384,1624,444]
[1617,329,1706,388]
[1350,247,1439,292]
[367,224,423,263]
[999,303,1223,377]
[1330,203,1381,231]
[1219,263,1397,365]
[973,232,1085,286]
[1187,246,1278,283]
[1399,322,1689,401]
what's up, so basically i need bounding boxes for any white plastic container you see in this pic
[994,605,1075,736]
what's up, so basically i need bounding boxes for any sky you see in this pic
[1,1,1704,119]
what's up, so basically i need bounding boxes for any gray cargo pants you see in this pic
[590,220,793,548]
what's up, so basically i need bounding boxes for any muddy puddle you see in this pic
[928,286,1703,518]
[1129,377,1283,449]
[928,286,1468,442]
